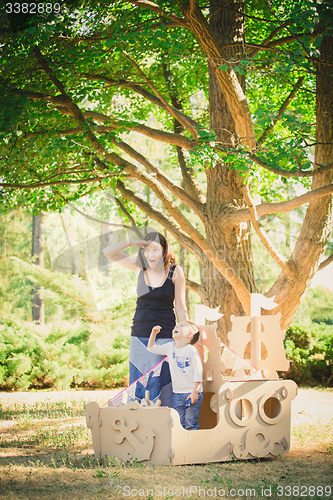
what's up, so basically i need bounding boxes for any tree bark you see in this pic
[199,0,257,339]
[31,213,45,325]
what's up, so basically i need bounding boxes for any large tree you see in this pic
[1,0,332,336]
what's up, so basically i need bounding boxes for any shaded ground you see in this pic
[0,387,332,500]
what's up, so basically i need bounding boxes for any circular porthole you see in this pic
[259,394,283,424]
[210,394,217,413]
[264,397,280,418]
[229,396,256,427]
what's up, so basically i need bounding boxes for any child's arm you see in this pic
[188,382,201,404]
[147,325,161,349]
[187,348,203,404]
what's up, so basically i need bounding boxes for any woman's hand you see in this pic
[103,237,147,272]
[129,238,148,248]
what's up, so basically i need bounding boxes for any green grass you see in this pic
[0,391,332,500]
[0,398,87,420]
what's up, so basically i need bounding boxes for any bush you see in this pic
[281,324,333,386]
[0,317,130,390]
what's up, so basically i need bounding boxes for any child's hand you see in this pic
[151,325,161,336]
[147,326,162,349]
[188,392,198,404]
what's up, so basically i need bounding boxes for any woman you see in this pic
[103,231,188,405]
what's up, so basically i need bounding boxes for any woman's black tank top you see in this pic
[131,265,176,339]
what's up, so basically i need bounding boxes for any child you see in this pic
[147,321,203,430]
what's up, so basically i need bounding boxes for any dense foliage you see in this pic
[283,324,333,386]
[0,313,131,391]
[1,0,331,209]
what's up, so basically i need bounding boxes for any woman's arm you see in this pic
[173,265,189,322]
[103,237,147,272]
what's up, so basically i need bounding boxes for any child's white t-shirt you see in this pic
[147,342,203,394]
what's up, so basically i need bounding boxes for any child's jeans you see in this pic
[172,392,203,430]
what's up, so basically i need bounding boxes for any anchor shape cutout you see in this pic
[112,415,155,462]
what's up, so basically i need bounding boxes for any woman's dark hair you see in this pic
[135,232,176,270]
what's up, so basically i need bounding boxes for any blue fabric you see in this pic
[172,392,203,430]
[129,336,173,406]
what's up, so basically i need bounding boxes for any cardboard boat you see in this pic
[86,302,297,465]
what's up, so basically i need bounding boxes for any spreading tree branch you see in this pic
[249,22,293,57]
[116,179,204,258]
[185,278,207,302]
[120,158,208,246]
[108,137,206,220]
[250,32,318,56]
[0,177,101,190]
[242,184,291,274]
[56,192,141,233]
[97,123,194,149]
[125,0,188,28]
[103,191,144,238]
[24,118,195,150]
[251,155,333,178]
[264,0,318,67]
[82,73,201,132]
[33,47,109,158]
[58,18,184,43]
[223,182,333,227]
[318,253,333,271]
[29,50,205,211]
[162,60,206,204]
[122,51,199,138]
[177,0,255,149]
[258,76,305,145]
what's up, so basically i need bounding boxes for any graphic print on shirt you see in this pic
[175,355,190,372]
[173,346,190,373]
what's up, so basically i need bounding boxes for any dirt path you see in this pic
[290,387,333,425]
[1,386,332,423]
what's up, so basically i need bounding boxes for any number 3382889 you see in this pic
[5,3,61,14]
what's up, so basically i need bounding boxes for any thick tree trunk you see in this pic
[31,213,45,325]
[201,0,257,339]
[268,33,333,330]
